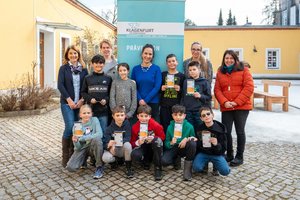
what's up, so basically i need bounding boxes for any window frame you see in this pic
[265,48,281,70]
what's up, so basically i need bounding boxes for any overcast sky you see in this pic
[80,0,268,25]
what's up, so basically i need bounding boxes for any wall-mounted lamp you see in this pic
[253,45,258,53]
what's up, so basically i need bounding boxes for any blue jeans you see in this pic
[61,103,79,139]
[193,153,230,176]
[97,115,108,133]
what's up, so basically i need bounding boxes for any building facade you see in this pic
[184,26,300,77]
[0,0,116,89]
[277,0,300,25]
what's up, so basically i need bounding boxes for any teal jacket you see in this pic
[73,117,103,151]
[164,119,195,149]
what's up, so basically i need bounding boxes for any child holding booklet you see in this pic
[181,61,212,130]
[130,105,165,181]
[66,104,104,179]
[193,107,230,176]
[161,105,196,181]
[102,105,134,178]
[160,54,185,133]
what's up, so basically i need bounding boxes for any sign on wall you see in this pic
[117,0,185,72]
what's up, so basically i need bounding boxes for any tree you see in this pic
[101,0,117,24]
[185,19,196,26]
[262,0,280,25]
[226,9,233,25]
[217,9,223,26]
[232,16,237,25]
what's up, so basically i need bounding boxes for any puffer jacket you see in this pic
[214,65,254,112]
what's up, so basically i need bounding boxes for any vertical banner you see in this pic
[117,0,185,72]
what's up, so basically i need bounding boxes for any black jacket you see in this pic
[81,72,112,116]
[103,119,131,150]
[195,120,227,155]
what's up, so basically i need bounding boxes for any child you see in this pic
[130,105,165,181]
[66,104,104,179]
[160,54,185,133]
[102,105,134,178]
[181,61,212,130]
[81,54,112,132]
[161,105,196,181]
[109,63,137,120]
[193,107,230,176]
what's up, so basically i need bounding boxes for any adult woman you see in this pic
[58,45,88,167]
[131,44,162,122]
[183,42,213,84]
[100,39,118,80]
[214,50,254,167]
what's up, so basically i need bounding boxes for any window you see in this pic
[266,48,281,70]
[228,48,243,61]
[202,48,210,59]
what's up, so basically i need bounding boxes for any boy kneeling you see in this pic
[102,105,134,178]
[161,105,197,181]
[130,105,165,181]
[193,107,230,176]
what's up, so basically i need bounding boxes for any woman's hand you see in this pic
[66,98,76,109]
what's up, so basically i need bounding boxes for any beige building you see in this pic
[184,26,300,77]
[0,0,116,89]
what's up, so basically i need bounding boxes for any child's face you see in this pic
[167,57,178,71]
[113,112,126,125]
[137,112,151,123]
[200,110,213,124]
[118,66,129,80]
[80,107,92,123]
[189,66,200,79]
[172,112,186,123]
[93,62,104,73]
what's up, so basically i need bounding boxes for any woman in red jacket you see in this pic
[214,50,254,167]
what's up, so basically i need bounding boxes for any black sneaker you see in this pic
[154,169,162,181]
[125,168,134,178]
[225,154,234,162]
[143,162,150,170]
[110,161,118,170]
[211,168,219,176]
[173,156,181,170]
[230,157,243,167]
[200,163,208,174]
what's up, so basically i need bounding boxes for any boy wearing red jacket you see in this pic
[130,105,165,181]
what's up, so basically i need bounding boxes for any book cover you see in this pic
[187,79,195,95]
[202,130,211,148]
[174,123,183,138]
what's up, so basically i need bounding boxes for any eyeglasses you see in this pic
[201,112,211,118]
[191,48,201,51]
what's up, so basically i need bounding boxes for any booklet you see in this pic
[202,130,211,148]
[139,123,148,139]
[187,79,195,95]
[166,74,175,88]
[114,131,123,147]
[174,123,183,138]
[73,122,83,137]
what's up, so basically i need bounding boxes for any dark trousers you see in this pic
[186,110,203,131]
[160,105,173,133]
[148,103,160,122]
[222,110,249,158]
[131,138,163,167]
[161,140,197,166]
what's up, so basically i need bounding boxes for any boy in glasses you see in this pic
[161,104,196,181]
[130,105,165,181]
[193,107,230,176]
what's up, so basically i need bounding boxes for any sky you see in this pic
[79,0,269,25]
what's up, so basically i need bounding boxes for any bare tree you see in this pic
[262,0,280,25]
[101,0,117,25]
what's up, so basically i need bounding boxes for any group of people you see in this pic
[57,40,254,181]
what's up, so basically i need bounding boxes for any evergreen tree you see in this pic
[217,9,223,26]
[232,16,237,25]
[226,9,233,25]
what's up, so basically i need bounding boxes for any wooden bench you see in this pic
[253,80,291,112]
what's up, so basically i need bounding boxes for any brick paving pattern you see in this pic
[0,109,299,199]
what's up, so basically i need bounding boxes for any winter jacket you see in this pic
[195,120,227,155]
[214,65,254,112]
[130,118,165,148]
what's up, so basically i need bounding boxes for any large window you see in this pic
[266,48,281,70]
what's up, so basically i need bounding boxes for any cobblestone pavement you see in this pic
[0,109,299,200]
